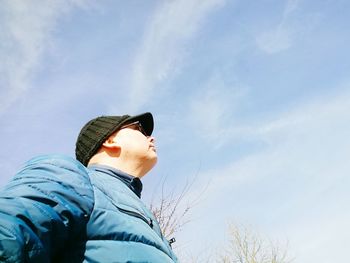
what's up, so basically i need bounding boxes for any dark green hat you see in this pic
[75,112,154,166]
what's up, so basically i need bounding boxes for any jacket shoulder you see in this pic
[0,154,94,262]
[16,154,89,183]
[23,154,87,172]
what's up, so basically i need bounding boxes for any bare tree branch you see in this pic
[149,167,208,239]
[219,224,293,263]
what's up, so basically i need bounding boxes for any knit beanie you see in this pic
[75,112,154,166]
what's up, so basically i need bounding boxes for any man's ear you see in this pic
[102,135,121,150]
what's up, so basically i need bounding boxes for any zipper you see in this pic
[169,237,176,248]
[93,184,153,229]
[117,206,153,228]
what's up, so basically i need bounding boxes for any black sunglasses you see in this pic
[121,121,148,136]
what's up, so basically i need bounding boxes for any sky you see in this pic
[1,0,350,262]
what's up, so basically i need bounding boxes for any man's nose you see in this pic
[148,136,155,143]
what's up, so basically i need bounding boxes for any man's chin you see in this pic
[147,155,158,170]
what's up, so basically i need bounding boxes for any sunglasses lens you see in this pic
[121,121,147,136]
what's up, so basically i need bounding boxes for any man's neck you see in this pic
[88,155,146,178]
[88,164,143,198]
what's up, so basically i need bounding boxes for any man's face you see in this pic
[112,121,157,170]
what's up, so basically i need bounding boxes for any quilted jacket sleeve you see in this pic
[0,155,94,263]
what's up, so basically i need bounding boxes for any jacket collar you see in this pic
[88,164,143,198]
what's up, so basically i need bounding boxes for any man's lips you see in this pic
[149,144,156,152]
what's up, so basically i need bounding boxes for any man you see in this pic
[0,112,178,262]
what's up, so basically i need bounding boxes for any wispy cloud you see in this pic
[189,71,249,148]
[0,0,94,114]
[255,0,319,54]
[127,0,226,110]
[185,86,350,262]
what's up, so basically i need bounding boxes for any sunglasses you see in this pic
[121,121,148,136]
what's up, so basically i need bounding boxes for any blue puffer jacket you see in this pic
[0,155,178,262]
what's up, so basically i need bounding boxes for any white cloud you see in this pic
[287,208,350,263]
[283,0,300,17]
[183,87,350,262]
[256,27,293,54]
[255,0,319,54]
[0,0,94,114]
[188,71,249,147]
[127,0,226,110]
[255,0,299,54]
[204,85,350,189]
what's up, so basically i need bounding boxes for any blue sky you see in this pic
[1,0,350,262]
